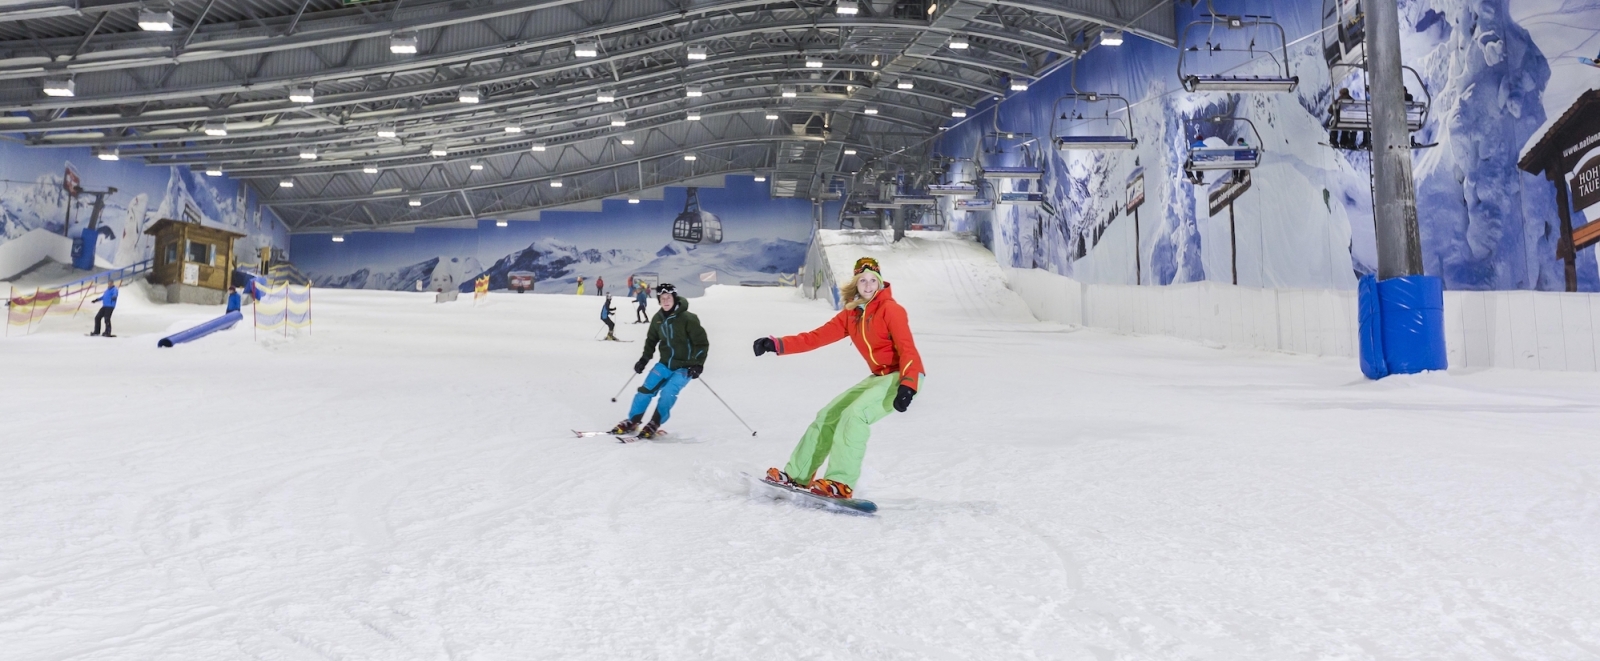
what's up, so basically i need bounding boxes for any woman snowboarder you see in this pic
[752,257,924,499]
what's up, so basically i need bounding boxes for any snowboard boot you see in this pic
[609,415,642,435]
[765,467,805,489]
[637,420,662,440]
[809,479,853,500]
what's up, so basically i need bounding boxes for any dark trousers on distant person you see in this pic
[92,307,114,336]
[604,318,615,334]
[636,304,647,322]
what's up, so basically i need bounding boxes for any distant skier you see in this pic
[752,257,924,499]
[596,276,605,296]
[576,276,586,296]
[633,284,649,323]
[600,293,618,341]
[609,283,709,439]
[90,281,119,337]
[225,287,242,314]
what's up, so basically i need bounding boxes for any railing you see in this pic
[56,259,153,299]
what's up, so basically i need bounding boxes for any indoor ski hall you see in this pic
[3,0,1598,659]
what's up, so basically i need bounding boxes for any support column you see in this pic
[1368,0,1423,278]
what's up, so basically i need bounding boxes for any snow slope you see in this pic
[3,235,1599,660]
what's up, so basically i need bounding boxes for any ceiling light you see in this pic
[927,2,938,15]
[863,106,879,115]
[895,79,913,90]
[458,87,482,104]
[780,85,797,98]
[376,125,398,138]
[332,235,344,242]
[288,85,314,104]
[550,180,563,188]
[469,160,485,171]
[951,108,967,118]
[202,121,227,137]
[95,147,118,161]
[530,143,547,152]
[596,90,616,103]
[574,41,599,58]
[1100,28,1124,46]
[408,196,422,207]
[42,76,75,97]
[870,57,880,67]
[843,148,857,155]
[503,125,523,134]
[279,178,294,188]
[837,0,859,15]
[686,85,704,97]
[362,165,379,174]
[765,111,780,120]
[204,167,223,177]
[620,138,635,145]
[686,111,701,121]
[1009,80,1030,91]
[687,45,708,60]
[754,175,767,182]
[390,31,419,54]
[684,153,697,161]
[138,8,174,31]
[949,36,969,50]
[805,57,824,68]
[430,144,448,157]
[628,198,640,204]
[497,220,509,227]
[611,117,627,127]
[299,147,318,160]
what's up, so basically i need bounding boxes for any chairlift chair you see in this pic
[1325,65,1431,134]
[671,187,723,244]
[1183,116,1265,173]
[1321,0,1366,69]
[1051,93,1139,151]
[1177,4,1299,93]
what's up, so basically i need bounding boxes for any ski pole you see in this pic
[610,373,637,402]
[698,378,757,436]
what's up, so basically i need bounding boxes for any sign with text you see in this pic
[1208,171,1252,217]
[1126,168,1145,214]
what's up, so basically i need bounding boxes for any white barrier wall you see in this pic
[1005,267,1600,372]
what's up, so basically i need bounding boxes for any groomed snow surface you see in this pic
[5,233,1600,660]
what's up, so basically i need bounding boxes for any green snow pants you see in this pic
[784,372,909,488]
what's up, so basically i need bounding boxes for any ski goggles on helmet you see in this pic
[853,257,881,275]
[655,283,678,296]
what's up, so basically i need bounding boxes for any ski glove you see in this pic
[752,337,776,356]
[893,385,916,413]
[687,364,703,379]
[633,357,649,374]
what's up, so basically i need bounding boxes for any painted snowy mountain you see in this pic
[312,255,485,292]
[471,237,806,296]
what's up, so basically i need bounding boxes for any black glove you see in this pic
[753,337,776,356]
[634,357,649,374]
[687,364,703,379]
[893,385,916,413]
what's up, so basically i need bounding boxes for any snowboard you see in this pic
[744,472,877,516]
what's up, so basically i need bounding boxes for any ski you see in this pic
[574,429,629,437]
[743,472,877,516]
[615,429,667,443]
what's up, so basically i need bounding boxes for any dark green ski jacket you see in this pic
[640,296,709,371]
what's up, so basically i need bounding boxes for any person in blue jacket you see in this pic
[225,287,242,314]
[90,281,119,337]
[600,293,618,341]
[633,284,649,323]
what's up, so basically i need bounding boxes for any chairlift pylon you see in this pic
[1177,0,1298,93]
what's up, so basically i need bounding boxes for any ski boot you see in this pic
[764,467,805,489]
[809,479,853,500]
[605,333,618,341]
[637,420,662,440]
[609,415,641,435]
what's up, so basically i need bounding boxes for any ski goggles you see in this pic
[853,257,881,275]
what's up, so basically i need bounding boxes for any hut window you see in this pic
[186,240,214,265]
[164,242,177,264]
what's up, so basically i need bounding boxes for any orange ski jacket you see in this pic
[770,284,925,391]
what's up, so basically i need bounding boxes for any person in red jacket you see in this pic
[752,256,924,499]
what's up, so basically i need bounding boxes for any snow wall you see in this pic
[1008,266,1600,372]
[290,175,812,297]
[936,0,1600,293]
[0,141,290,279]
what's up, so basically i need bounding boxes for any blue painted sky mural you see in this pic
[936,0,1600,292]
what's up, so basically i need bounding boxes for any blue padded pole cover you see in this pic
[1375,275,1447,374]
[157,310,243,348]
[1357,275,1388,380]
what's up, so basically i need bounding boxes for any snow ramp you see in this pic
[813,230,1037,325]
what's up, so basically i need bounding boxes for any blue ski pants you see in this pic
[629,363,692,424]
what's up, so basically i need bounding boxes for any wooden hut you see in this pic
[144,218,246,304]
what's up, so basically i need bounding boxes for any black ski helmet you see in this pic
[655,283,677,297]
